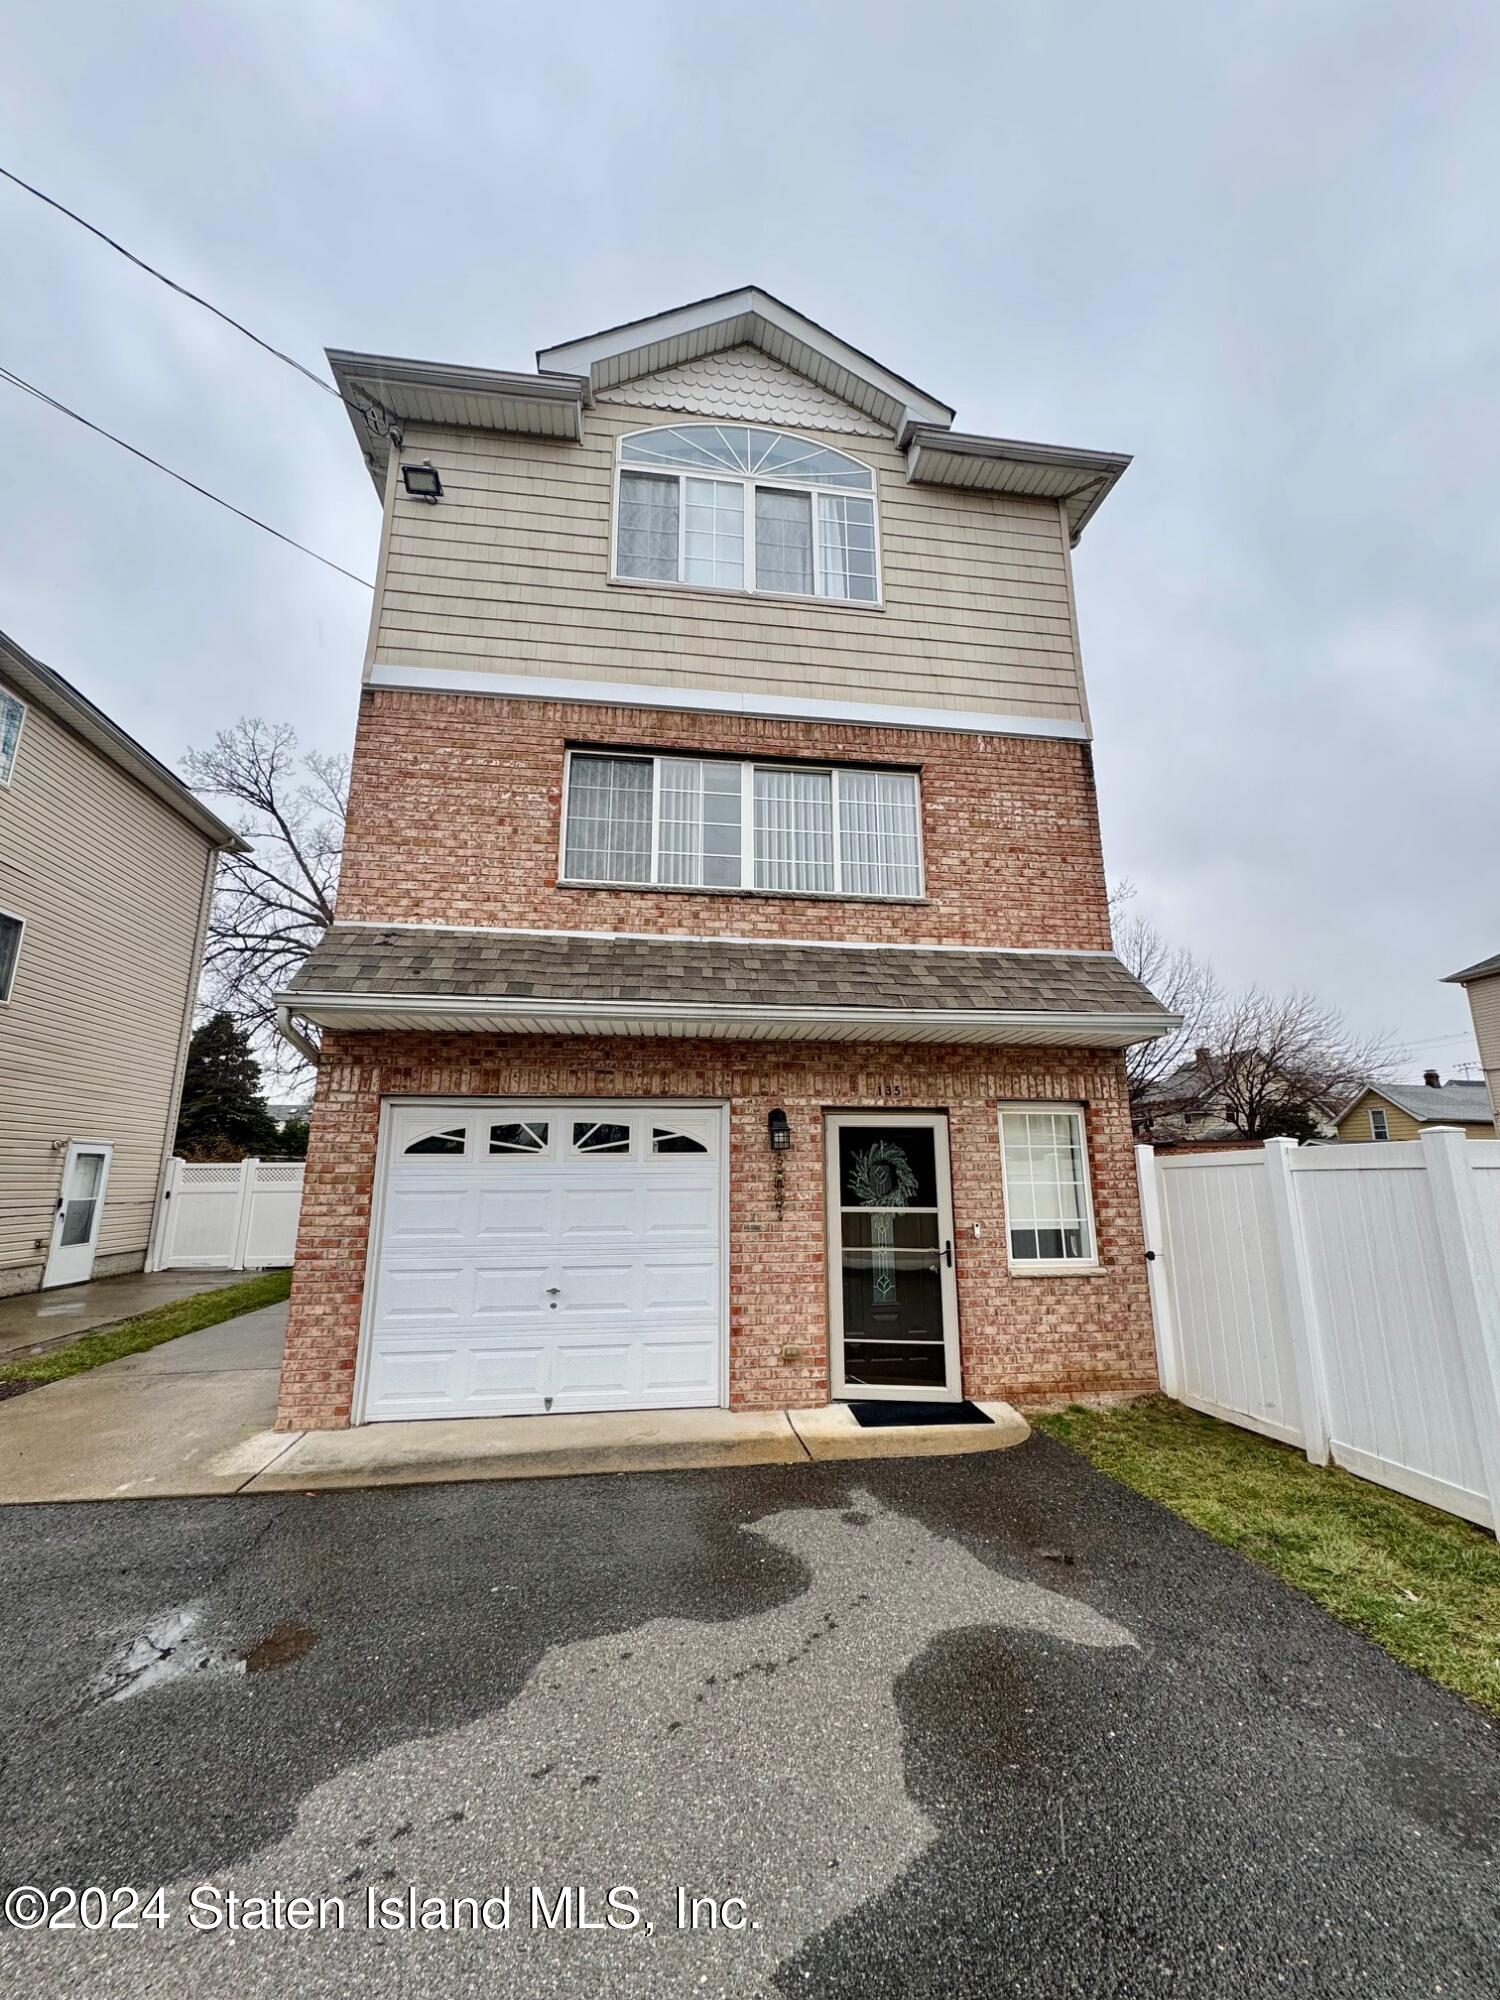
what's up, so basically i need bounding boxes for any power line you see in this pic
[0,364,373,588]
[0,164,340,399]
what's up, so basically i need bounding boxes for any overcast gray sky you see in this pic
[2,1,1496,1070]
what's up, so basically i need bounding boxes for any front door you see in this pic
[827,1112,961,1403]
[43,1140,114,1289]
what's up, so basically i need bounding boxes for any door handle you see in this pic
[943,1239,953,1269]
[545,1286,561,1295]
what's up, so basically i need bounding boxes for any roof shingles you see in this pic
[285,926,1171,1020]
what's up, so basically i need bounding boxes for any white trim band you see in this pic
[367,662,1091,743]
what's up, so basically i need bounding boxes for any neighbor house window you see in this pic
[998,1107,1097,1266]
[563,751,922,898]
[1369,1106,1390,1141]
[614,426,879,603]
[0,691,23,785]
[0,911,21,1003]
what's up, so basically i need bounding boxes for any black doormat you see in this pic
[845,1399,994,1429]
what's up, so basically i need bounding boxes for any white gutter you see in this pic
[281,989,1177,1046]
[276,1003,323,1068]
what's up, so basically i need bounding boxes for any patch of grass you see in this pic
[0,1269,292,1390]
[1036,1396,1500,1717]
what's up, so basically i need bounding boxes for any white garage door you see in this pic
[361,1102,725,1422]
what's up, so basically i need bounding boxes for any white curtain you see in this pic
[683,479,745,589]
[838,770,920,896]
[658,759,704,885]
[754,767,833,892]
[1001,1112,1092,1261]
[660,759,741,886]
[617,471,679,580]
[817,494,877,602]
[564,755,652,882]
[754,489,813,595]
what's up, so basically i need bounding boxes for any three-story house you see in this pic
[276,288,1173,1430]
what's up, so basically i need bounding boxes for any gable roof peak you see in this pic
[536,286,956,437]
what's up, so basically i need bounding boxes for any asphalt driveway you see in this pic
[1,1442,1495,1998]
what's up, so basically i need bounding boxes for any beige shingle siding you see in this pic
[370,403,1088,725]
[0,678,213,1287]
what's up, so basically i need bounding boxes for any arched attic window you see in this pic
[614,425,879,604]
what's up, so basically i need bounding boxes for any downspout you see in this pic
[276,1004,323,1070]
[147,840,218,1271]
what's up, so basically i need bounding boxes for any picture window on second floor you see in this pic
[0,690,24,786]
[613,426,879,604]
[561,751,923,900]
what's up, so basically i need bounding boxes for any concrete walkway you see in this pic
[0,1301,1028,1501]
[0,1266,250,1360]
[0,1303,290,1501]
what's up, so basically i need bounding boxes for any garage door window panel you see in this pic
[572,1120,632,1156]
[653,1125,709,1155]
[489,1121,550,1154]
[404,1126,467,1156]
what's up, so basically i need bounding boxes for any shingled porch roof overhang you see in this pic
[279,926,1178,1050]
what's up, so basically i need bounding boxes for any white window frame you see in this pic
[0,909,22,1005]
[996,1103,1100,1272]
[559,750,924,901]
[0,689,24,787]
[1368,1105,1390,1141]
[611,428,884,609]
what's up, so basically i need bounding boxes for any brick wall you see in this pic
[336,689,1113,952]
[277,1034,1156,1430]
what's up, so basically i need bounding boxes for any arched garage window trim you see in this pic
[612,425,882,607]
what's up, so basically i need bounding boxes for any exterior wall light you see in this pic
[401,461,442,502]
[768,1109,791,1152]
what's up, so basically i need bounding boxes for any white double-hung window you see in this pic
[563,752,922,899]
[997,1107,1098,1267]
[613,426,879,603]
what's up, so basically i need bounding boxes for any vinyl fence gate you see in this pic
[1136,1129,1500,1534]
[149,1158,304,1271]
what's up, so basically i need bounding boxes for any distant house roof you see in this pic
[1446,950,1500,985]
[1342,1078,1494,1125]
[0,628,244,851]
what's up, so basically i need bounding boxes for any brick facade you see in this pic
[336,688,1113,952]
[276,685,1160,1431]
[276,1031,1156,1431]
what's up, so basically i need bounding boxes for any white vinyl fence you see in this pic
[148,1158,304,1272]
[1137,1130,1500,1532]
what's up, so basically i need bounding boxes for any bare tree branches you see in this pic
[1112,883,1399,1139]
[183,719,346,1085]
[1110,882,1220,1101]
[1196,986,1399,1138]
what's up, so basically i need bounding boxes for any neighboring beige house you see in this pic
[1445,950,1500,1128]
[0,630,242,1296]
[1334,1073,1496,1144]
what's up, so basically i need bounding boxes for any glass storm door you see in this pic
[826,1113,960,1402]
[43,1141,114,1289]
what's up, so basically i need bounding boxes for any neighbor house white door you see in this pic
[360,1101,726,1422]
[42,1140,115,1289]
